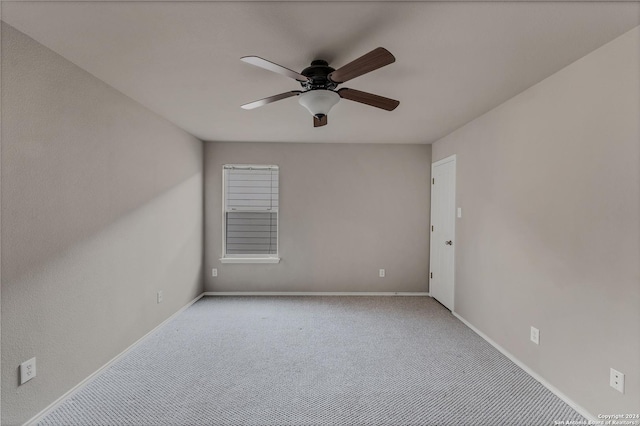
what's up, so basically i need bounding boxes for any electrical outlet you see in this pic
[379,269,385,278]
[457,207,462,218]
[610,368,624,393]
[530,326,540,345]
[212,268,218,277]
[20,357,36,385]
[157,291,163,304]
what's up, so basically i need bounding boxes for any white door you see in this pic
[429,155,456,311]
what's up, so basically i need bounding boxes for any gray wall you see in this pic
[432,27,639,416]
[1,24,203,425]
[204,142,431,293]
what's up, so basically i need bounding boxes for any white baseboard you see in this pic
[204,291,430,297]
[451,311,597,423]
[24,293,205,426]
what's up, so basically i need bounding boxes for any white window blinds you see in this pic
[224,165,278,256]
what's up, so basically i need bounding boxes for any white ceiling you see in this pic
[3,2,639,144]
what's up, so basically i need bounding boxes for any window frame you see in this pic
[220,164,280,264]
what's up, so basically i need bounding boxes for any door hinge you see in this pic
[430,272,433,279]
[431,225,434,232]
[432,178,435,184]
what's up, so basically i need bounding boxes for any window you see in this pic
[221,165,279,263]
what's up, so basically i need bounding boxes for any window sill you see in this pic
[220,257,281,264]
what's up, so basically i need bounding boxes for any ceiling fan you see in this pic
[240,47,400,127]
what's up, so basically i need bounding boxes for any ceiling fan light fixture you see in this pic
[298,90,340,118]
[240,49,399,126]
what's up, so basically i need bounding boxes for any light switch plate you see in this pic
[457,207,462,218]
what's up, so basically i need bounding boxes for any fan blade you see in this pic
[314,115,328,127]
[241,91,301,110]
[241,56,310,82]
[338,88,399,111]
[328,47,395,84]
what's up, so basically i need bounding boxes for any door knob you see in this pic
[445,240,453,245]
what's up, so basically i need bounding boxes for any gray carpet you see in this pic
[40,296,585,425]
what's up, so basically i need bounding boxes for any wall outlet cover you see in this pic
[379,269,386,278]
[610,368,624,393]
[157,291,163,304]
[212,268,218,277]
[20,357,36,385]
[530,326,540,345]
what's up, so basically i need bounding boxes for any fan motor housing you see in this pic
[300,60,337,91]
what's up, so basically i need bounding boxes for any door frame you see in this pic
[429,154,456,311]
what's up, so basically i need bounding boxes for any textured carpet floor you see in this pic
[39,296,585,425]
